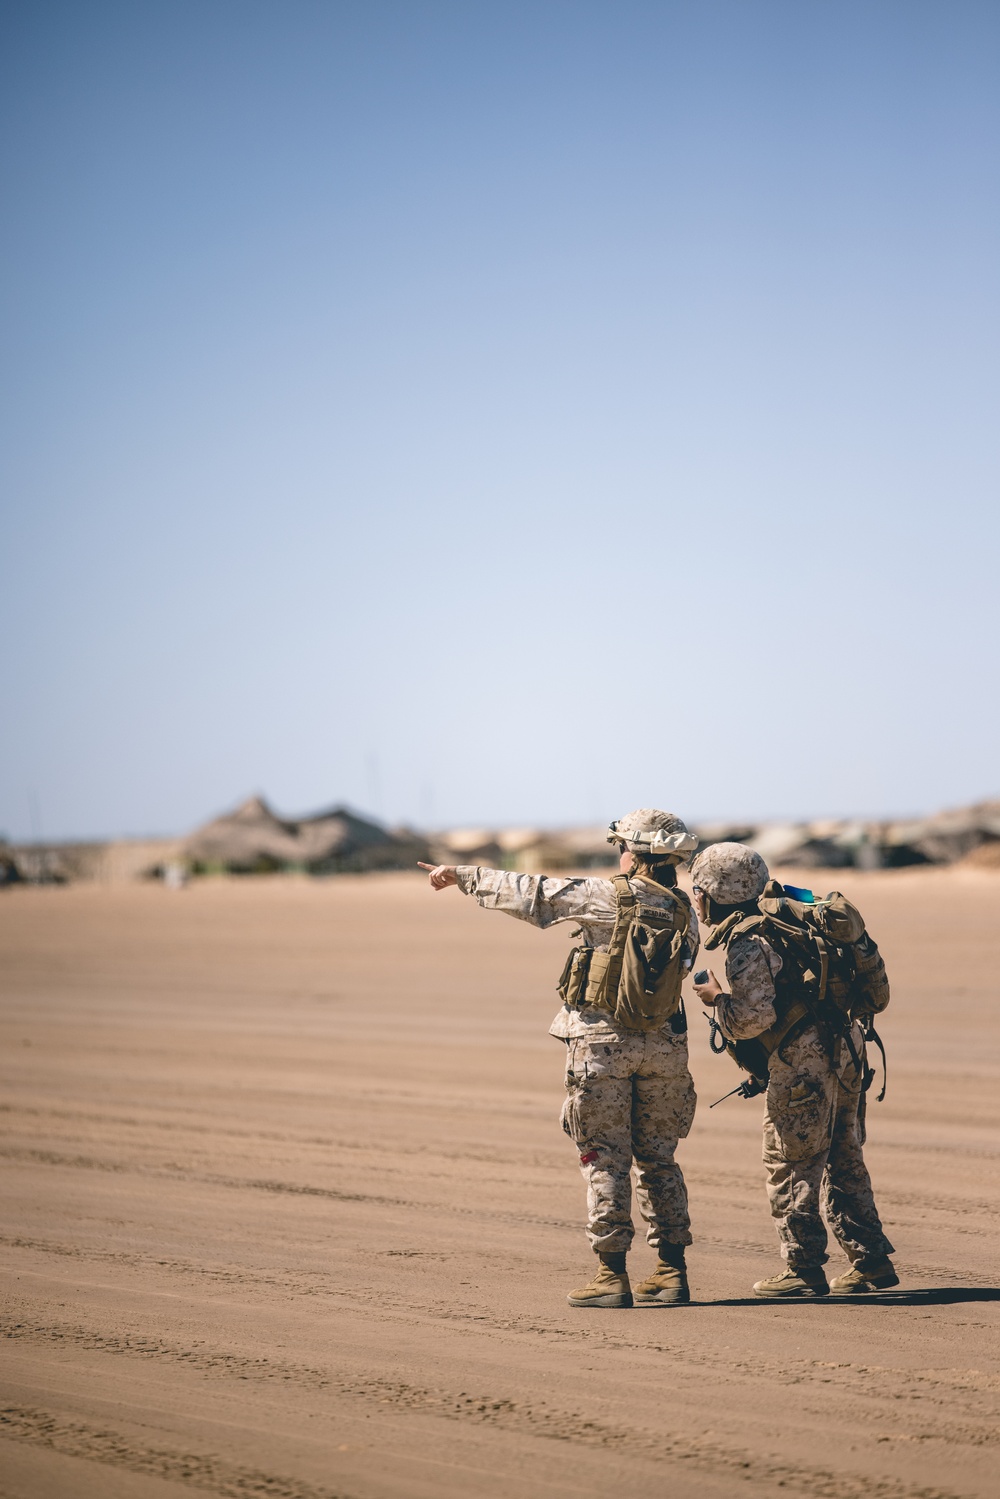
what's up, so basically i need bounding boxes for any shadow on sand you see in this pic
[676,1287,1000,1308]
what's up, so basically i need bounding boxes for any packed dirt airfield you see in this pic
[1,866,998,1499]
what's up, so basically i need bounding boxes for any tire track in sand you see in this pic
[0,1406,350,1499]
[0,1323,985,1499]
[0,1147,579,1228]
[7,1312,999,1433]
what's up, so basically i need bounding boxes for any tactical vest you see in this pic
[557,874,692,1033]
[704,880,890,1094]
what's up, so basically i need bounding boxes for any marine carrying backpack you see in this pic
[705,879,890,1097]
[557,874,692,1032]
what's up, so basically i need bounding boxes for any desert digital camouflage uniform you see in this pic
[455,866,699,1254]
[716,930,894,1270]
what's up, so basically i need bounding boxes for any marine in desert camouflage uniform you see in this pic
[421,809,700,1308]
[691,842,897,1298]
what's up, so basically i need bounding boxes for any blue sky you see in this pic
[1,0,998,839]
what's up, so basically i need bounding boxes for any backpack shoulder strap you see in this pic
[704,909,763,951]
[731,912,766,939]
[602,874,637,998]
[609,874,636,943]
[668,885,692,929]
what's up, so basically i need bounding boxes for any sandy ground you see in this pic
[1,866,998,1499]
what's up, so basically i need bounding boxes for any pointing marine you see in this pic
[421,809,700,1308]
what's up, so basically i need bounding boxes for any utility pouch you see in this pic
[557,945,593,1007]
[729,1035,772,1085]
[583,950,614,1009]
[851,934,890,1016]
[615,914,689,1031]
[555,876,691,1032]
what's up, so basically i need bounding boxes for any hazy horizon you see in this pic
[7,783,997,847]
[3,1,998,842]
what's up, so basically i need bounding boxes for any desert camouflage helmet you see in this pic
[690,842,769,904]
[606,808,698,862]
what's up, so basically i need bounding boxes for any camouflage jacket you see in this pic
[455,866,699,1041]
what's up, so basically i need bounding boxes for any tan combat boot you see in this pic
[566,1259,633,1309]
[752,1266,830,1298]
[633,1260,691,1305]
[829,1259,899,1294]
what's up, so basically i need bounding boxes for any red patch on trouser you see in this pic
[579,1150,599,1166]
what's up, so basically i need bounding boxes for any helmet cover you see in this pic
[607,808,698,863]
[690,842,769,904]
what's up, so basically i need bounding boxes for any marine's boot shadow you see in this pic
[684,1287,1000,1308]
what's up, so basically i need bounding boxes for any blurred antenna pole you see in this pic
[365,751,382,821]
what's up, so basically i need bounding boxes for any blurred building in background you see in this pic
[4,797,999,886]
[181,795,429,875]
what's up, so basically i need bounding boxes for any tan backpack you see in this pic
[704,879,890,1101]
[557,875,692,1032]
[754,881,890,1021]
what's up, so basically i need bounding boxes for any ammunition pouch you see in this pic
[557,945,593,1007]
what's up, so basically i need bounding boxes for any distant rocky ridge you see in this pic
[432,801,1000,873]
[3,795,999,885]
[181,795,428,874]
[1,795,429,884]
[713,801,1000,871]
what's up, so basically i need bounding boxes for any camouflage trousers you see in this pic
[560,1028,697,1255]
[763,1028,894,1270]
